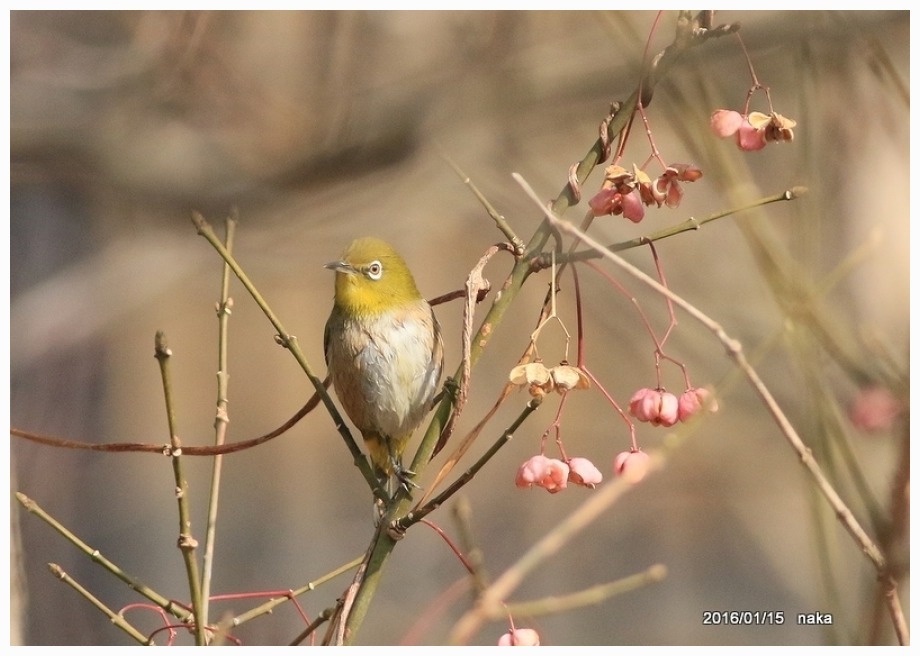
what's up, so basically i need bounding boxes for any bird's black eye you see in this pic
[366,261,383,280]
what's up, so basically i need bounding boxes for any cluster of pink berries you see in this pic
[515,455,603,494]
[515,449,657,491]
[512,382,716,492]
[628,387,715,427]
[589,163,703,223]
[710,109,796,151]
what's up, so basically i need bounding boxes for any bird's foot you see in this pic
[392,461,421,494]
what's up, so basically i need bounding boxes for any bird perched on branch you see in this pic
[324,237,444,489]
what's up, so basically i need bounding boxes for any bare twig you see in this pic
[154,332,205,645]
[48,564,153,645]
[200,214,236,638]
[16,493,193,623]
[503,564,667,618]
[220,555,363,632]
[442,153,525,254]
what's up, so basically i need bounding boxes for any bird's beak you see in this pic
[324,260,356,275]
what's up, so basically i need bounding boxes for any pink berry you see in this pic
[515,455,551,489]
[613,449,651,484]
[498,628,541,646]
[849,386,901,433]
[736,118,767,151]
[628,387,659,422]
[678,387,716,421]
[710,109,743,138]
[589,187,621,217]
[541,458,570,493]
[567,457,603,488]
[653,392,679,427]
[620,188,645,223]
[515,455,569,493]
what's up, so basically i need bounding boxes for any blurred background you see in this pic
[9,10,909,646]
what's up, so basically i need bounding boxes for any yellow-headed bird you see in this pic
[324,237,444,486]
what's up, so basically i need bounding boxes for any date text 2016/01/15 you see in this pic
[702,611,784,625]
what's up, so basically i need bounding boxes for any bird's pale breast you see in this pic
[325,300,442,441]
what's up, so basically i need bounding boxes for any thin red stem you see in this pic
[582,366,637,451]
[420,520,476,576]
[648,241,677,346]
[637,104,668,170]
[538,393,569,456]
[736,32,777,115]
[585,261,665,354]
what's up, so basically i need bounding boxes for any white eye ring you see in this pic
[366,261,383,280]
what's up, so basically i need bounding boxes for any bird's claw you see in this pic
[386,457,420,494]
[395,466,421,492]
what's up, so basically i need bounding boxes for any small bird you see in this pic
[324,237,444,487]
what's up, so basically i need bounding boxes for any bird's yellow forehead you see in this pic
[342,237,401,265]
[328,236,424,314]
